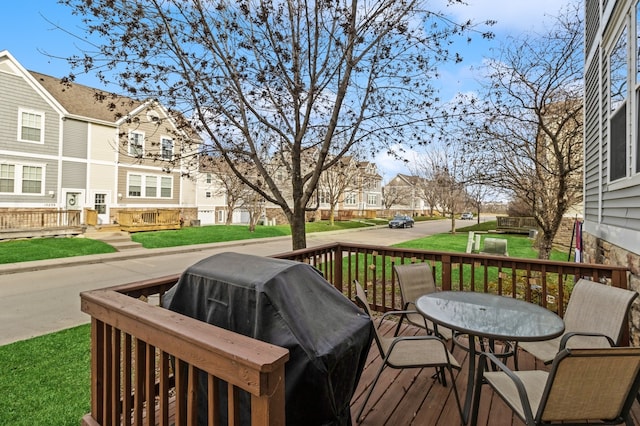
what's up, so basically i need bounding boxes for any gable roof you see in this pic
[29,71,142,123]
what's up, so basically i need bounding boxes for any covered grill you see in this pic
[163,252,373,425]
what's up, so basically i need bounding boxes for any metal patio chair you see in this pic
[471,346,640,426]
[353,280,462,423]
[393,262,453,340]
[517,278,638,367]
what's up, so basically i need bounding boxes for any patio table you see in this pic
[416,291,564,425]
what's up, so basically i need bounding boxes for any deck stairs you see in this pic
[84,226,143,251]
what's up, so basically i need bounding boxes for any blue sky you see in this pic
[1,0,576,179]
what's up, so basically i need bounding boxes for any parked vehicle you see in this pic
[460,212,474,220]
[388,215,415,228]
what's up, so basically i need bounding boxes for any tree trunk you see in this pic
[538,230,554,260]
[225,207,233,225]
[289,207,307,250]
[450,214,456,235]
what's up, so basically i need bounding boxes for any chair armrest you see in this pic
[378,309,424,327]
[387,335,458,366]
[559,332,615,350]
[476,352,536,424]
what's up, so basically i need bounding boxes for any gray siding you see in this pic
[584,48,600,222]
[62,118,88,158]
[0,154,58,203]
[0,71,60,156]
[61,161,87,188]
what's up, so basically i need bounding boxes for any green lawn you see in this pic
[0,238,116,264]
[0,324,91,426]
[0,220,377,263]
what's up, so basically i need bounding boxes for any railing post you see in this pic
[441,254,452,291]
[334,244,343,292]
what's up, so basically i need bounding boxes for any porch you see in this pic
[80,242,633,425]
[0,209,84,240]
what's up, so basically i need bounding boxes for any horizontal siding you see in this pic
[61,161,87,188]
[118,166,180,204]
[0,154,58,203]
[62,118,88,158]
[0,71,60,157]
[584,45,601,223]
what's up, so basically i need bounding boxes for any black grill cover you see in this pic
[162,252,373,425]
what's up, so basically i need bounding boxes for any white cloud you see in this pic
[437,0,575,34]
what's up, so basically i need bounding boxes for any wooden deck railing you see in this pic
[80,276,289,426]
[0,209,81,229]
[81,243,630,426]
[496,216,538,233]
[117,209,181,232]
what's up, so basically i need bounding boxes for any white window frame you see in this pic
[18,108,44,144]
[127,172,173,199]
[0,162,45,195]
[367,194,378,206]
[344,192,357,206]
[161,136,174,160]
[128,131,144,157]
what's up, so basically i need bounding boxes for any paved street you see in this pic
[0,219,462,346]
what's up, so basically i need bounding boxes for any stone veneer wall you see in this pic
[581,232,639,346]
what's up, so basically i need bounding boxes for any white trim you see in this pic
[583,220,640,256]
[17,107,45,144]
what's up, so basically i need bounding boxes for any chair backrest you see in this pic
[354,280,384,355]
[563,279,638,344]
[393,262,437,306]
[539,347,640,423]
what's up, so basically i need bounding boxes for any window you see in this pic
[129,131,144,157]
[94,193,106,214]
[21,166,42,194]
[344,192,357,205]
[161,177,172,197]
[128,174,142,196]
[18,109,44,143]
[205,191,212,198]
[610,28,628,181]
[0,165,15,192]
[367,194,378,205]
[127,173,173,198]
[161,137,173,160]
[206,173,212,184]
[0,163,44,194]
[145,176,157,197]
[217,210,225,223]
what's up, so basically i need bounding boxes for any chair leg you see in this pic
[394,314,406,336]
[356,361,387,422]
[446,365,464,423]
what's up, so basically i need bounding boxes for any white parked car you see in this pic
[460,212,474,220]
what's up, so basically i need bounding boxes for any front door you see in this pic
[94,192,110,225]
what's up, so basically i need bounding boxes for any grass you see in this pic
[0,324,90,426]
[0,237,116,264]
[0,220,376,263]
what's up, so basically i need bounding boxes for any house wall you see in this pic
[583,0,640,344]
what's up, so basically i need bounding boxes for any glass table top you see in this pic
[416,291,565,341]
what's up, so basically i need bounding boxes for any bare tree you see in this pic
[412,148,467,233]
[454,5,583,258]
[318,157,361,226]
[381,184,409,215]
[59,0,492,250]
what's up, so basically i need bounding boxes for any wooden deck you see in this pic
[351,318,640,425]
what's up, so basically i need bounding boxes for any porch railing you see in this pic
[117,209,181,232]
[0,209,81,229]
[81,242,630,426]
